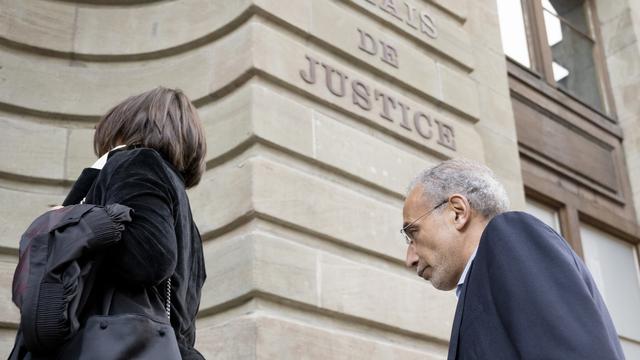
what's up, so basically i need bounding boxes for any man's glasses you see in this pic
[400,199,448,245]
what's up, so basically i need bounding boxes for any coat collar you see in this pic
[448,259,475,360]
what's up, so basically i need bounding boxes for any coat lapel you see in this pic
[448,257,478,360]
[447,281,467,360]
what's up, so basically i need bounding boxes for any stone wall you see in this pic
[596,0,640,225]
[0,0,523,358]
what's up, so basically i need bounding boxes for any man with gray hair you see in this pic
[402,159,624,359]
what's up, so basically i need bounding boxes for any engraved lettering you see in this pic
[362,0,438,41]
[420,11,438,39]
[435,119,456,150]
[298,54,456,152]
[352,79,372,111]
[323,63,348,97]
[375,90,397,122]
[403,2,419,29]
[380,41,399,68]
[300,55,319,84]
[357,28,378,55]
[398,101,411,130]
[357,29,400,69]
[413,111,433,139]
[379,0,402,20]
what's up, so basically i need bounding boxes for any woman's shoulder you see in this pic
[109,147,164,164]
[103,147,183,185]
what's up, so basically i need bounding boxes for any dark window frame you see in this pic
[506,0,616,119]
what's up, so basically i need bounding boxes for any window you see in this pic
[496,0,531,67]
[580,224,640,357]
[542,0,602,110]
[525,197,561,234]
[496,0,609,113]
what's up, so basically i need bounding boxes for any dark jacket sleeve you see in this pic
[62,168,101,206]
[101,149,177,287]
[483,212,624,359]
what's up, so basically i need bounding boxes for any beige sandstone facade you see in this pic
[0,0,639,358]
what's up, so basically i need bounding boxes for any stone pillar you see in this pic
[0,0,522,358]
[595,0,640,225]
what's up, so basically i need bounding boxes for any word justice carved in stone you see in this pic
[361,0,438,39]
[299,55,456,151]
[357,28,399,68]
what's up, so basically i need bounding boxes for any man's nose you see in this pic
[405,243,419,268]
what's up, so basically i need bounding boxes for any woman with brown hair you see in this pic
[11,87,208,359]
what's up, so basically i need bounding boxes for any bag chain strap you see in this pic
[165,277,171,319]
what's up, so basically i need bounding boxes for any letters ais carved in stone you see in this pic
[299,54,456,151]
[362,0,438,39]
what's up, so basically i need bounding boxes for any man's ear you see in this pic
[448,194,471,230]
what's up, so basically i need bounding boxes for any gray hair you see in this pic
[408,159,510,219]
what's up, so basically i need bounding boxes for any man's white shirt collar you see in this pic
[456,247,478,299]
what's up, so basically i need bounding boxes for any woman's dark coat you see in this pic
[80,147,207,360]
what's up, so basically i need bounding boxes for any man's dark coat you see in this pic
[449,211,624,359]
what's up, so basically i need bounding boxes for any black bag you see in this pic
[57,258,181,360]
[11,204,133,355]
[60,314,180,360]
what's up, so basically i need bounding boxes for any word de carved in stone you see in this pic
[361,0,438,39]
[299,54,456,151]
[357,28,399,68]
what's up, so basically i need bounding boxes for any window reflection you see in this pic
[543,0,603,111]
[497,0,531,68]
[543,0,590,34]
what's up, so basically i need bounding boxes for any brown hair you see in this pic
[94,87,207,188]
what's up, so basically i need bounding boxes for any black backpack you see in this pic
[11,203,132,354]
